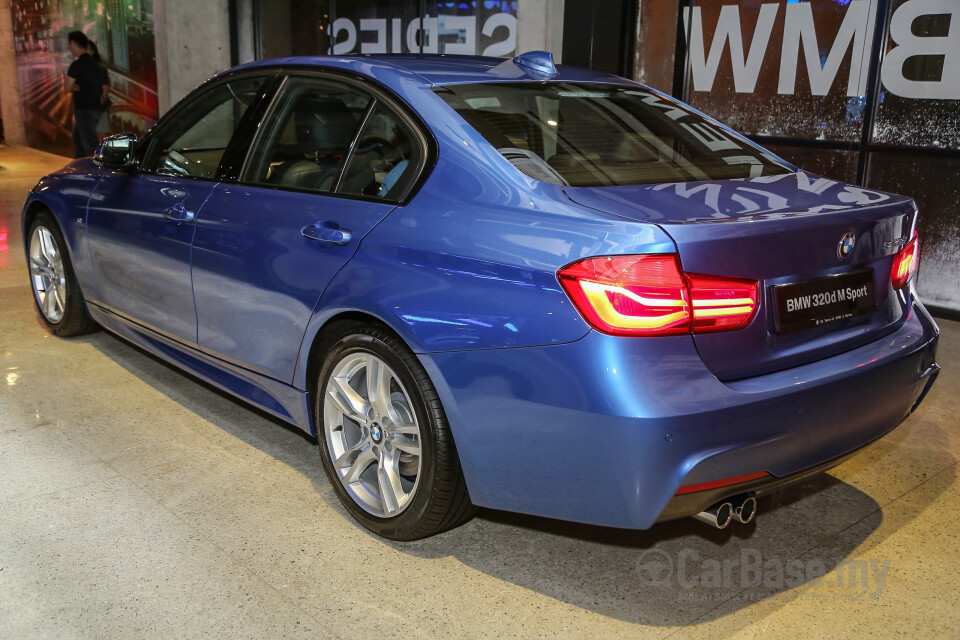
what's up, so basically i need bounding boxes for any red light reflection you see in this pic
[0,226,8,269]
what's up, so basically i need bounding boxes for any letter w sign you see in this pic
[683,0,960,100]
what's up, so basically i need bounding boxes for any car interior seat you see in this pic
[269,95,369,192]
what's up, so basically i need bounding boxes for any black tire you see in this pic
[316,324,474,540]
[27,212,98,337]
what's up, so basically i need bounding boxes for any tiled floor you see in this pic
[1,145,957,639]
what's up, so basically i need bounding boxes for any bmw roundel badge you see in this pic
[838,232,856,259]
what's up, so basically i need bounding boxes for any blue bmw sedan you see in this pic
[22,52,939,539]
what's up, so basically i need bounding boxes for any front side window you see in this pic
[142,76,267,178]
[434,82,792,187]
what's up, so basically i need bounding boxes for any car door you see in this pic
[191,74,428,382]
[86,74,274,342]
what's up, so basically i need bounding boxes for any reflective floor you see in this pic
[1,145,958,639]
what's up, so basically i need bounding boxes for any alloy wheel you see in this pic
[323,352,423,517]
[28,226,67,324]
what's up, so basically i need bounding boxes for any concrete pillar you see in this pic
[154,0,232,115]
[517,0,565,62]
[633,0,679,91]
[235,0,257,64]
[0,0,26,145]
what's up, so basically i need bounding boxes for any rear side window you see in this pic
[338,102,423,200]
[243,77,374,195]
[433,83,792,187]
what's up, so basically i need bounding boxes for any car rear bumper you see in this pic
[420,299,939,530]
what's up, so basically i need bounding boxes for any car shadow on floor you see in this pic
[84,328,953,628]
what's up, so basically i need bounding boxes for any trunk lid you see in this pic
[564,172,918,380]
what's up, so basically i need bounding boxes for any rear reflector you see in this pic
[558,254,758,337]
[675,471,770,495]
[891,231,919,290]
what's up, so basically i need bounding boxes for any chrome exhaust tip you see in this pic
[733,495,757,524]
[693,501,733,529]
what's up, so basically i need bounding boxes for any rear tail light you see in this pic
[891,231,919,290]
[557,255,690,336]
[557,255,758,337]
[687,274,759,332]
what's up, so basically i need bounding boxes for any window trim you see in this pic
[217,73,287,182]
[230,67,436,206]
[332,97,379,194]
[131,69,280,184]
[236,76,376,197]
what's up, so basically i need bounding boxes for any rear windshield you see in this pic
[433,82,792,187]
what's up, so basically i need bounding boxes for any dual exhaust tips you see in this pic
[693,495,757,529]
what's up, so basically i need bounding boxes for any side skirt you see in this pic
[87,304,316,435]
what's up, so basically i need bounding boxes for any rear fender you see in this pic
[291,197,678,391]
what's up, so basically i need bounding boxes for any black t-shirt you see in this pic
[67,54,103,112]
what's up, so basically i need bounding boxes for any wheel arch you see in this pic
[22,187,99,302]
[297,306,481,497]
[23,198,51,228]
[22,193,100,336]
[22,197,79,284]
[310,314,477,538]
[302,311,392,402]
[22,197,61,250]
[296,301,430,394]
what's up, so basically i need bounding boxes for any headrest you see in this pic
[293,95,357,156]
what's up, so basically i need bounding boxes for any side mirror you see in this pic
[94,133,138,169]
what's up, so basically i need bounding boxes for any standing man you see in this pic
[63,31,103,158]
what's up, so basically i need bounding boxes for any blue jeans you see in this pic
[73,109,101,158]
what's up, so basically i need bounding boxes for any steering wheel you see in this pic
[160,149,192,177]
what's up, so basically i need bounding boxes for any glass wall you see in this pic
[259,0,518,58]
[872,0,960,150]
[328,1,421,54]
[763,146,860,186]
[10,0,158,156]
[634,0,960,312]
[680,0,872,143]
[867,153,960,310]
[563,0,636,77]
[421,1,518,57]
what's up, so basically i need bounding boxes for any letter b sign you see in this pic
[881,0,960,100]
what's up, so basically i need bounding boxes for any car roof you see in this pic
[232,53,632,88]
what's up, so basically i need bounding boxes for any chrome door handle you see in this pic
[301,223,352,245]
[163,203,196,223]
